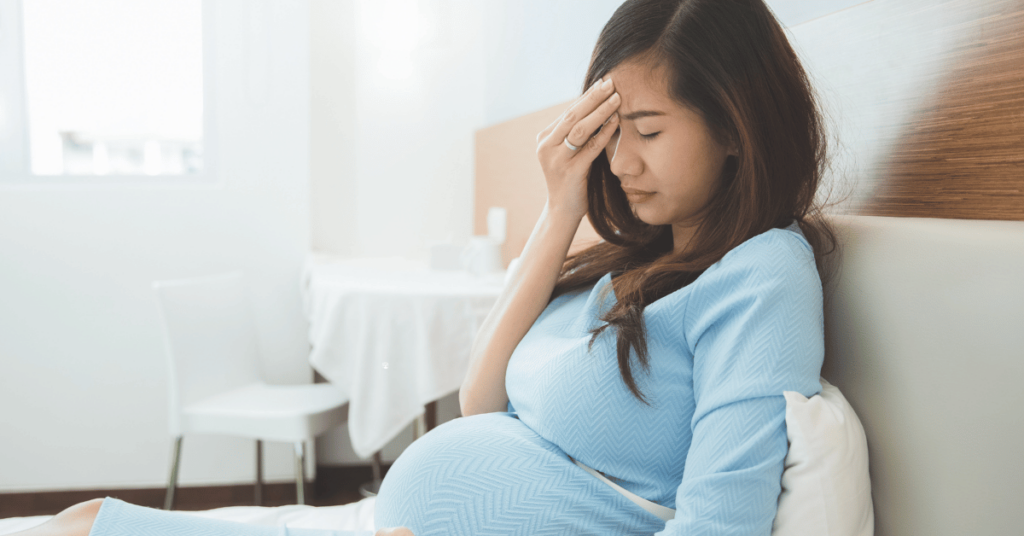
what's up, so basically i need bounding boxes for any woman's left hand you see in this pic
[375,527,415,536]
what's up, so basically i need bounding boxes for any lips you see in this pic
[622,186,655,202]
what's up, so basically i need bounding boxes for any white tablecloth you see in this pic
[302,255,504,459]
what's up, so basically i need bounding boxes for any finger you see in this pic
[554,79,618,149]
[557,90,618,154]
[538,114,558,143]
[564,89,620,153]
[537,116,558,143]
[548,77,610,144]
[581,111,620,155]
[537,79,603,143]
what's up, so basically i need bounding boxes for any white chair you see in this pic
[153,271,347,510]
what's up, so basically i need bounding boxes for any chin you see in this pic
[630,205,667,226]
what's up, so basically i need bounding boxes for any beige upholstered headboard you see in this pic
[822,215,1024,535]
[472,2,1024,533]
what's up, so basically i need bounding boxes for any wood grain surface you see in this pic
[863,0,1023,219]
[791,0,1024,220]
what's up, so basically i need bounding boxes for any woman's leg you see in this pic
[12,498,376,536]
[9,498,103,536]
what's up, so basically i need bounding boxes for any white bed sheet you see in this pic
[0,496,377,535]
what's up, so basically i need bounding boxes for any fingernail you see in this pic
[602,78,613,89]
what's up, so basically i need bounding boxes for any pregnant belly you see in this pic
[373,412,664,536]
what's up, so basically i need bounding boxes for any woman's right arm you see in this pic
[459,203,582,416]
[459,77,621,417]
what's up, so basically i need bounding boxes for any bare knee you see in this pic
[53,498,104,534]
[58,498,103,519]
[10,498,104,536]
[75,498,105,517]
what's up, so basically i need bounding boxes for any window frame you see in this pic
[0,0,218,186]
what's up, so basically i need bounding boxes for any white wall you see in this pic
[310,0,357,256]
[0,0,312,492]
[480,0,625,127]
[309,0,625,259]
[347,0,488,261]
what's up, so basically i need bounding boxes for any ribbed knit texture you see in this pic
[375,221,825,535]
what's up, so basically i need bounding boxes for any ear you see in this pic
[717,130,739,158]
[725,138,739,157]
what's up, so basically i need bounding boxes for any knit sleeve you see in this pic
[655,230,824,536]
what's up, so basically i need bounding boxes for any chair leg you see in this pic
[293,440,306,505]
[255,439,263,506]
[371,451,383,484]
[164,436,183,511]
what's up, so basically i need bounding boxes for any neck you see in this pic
[671,222,699,256]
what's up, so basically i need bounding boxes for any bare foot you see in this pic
[9,498,104,536]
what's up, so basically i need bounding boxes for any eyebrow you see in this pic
[621,110,666,121]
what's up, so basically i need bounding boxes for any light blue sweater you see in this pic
[375,221,825,535]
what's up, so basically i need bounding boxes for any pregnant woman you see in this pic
[16,0,834,535]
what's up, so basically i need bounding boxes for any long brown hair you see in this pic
[555,0,837,406]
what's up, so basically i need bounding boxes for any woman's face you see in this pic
[602,60,735,253]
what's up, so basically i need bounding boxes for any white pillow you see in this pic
[773,377,875,536]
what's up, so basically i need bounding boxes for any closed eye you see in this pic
[609,128,660,142]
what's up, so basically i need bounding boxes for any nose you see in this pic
[606,131,642,179]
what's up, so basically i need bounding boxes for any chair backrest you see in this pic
[153,272,263,436]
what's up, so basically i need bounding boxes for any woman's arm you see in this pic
[459,77,621,417]
[459,203,581,416]
[657,231,824,536]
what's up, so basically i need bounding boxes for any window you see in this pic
[0,0,211,182]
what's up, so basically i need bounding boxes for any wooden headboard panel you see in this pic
[799,0,1024,221]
